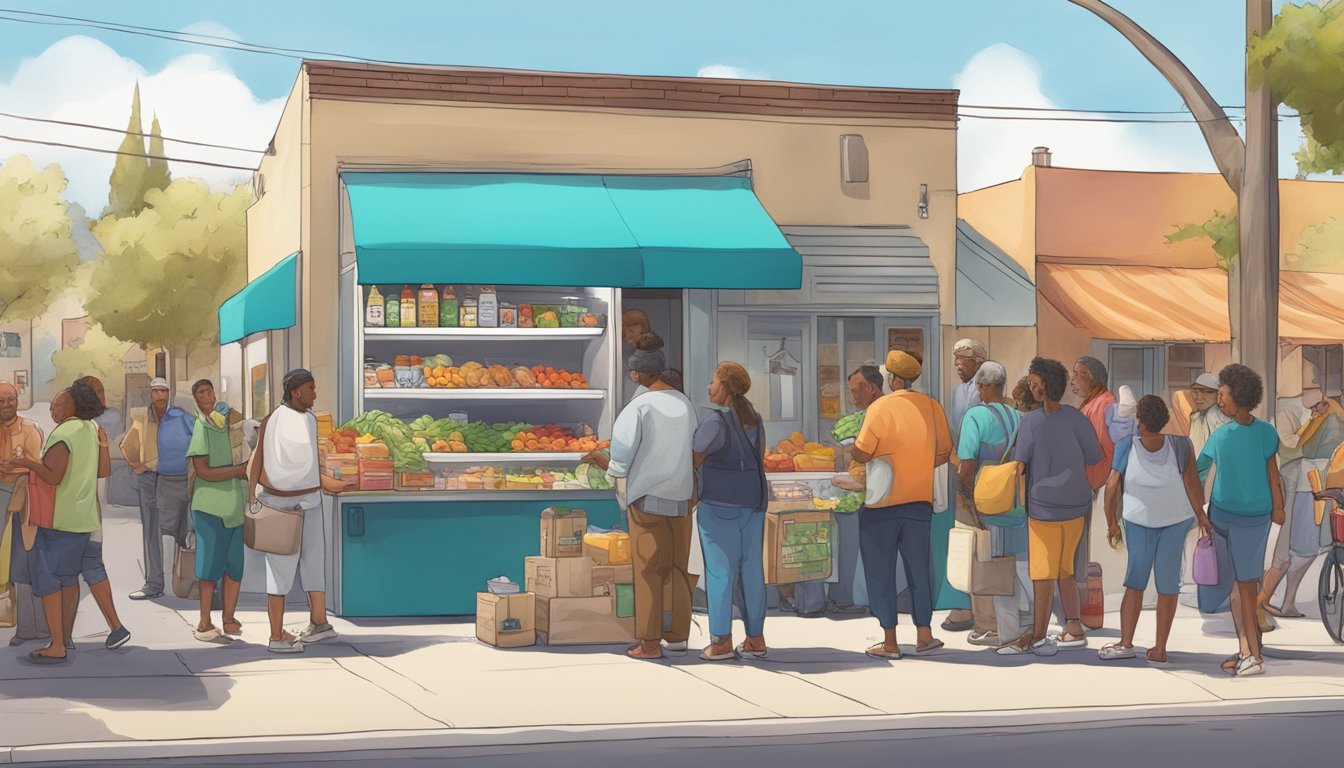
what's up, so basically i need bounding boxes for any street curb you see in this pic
[7,695,1344,764]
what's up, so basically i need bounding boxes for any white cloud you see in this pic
[697,63,770,80]
[0,35,284,214]
[178,21,243,42]
[954,44,1219,191]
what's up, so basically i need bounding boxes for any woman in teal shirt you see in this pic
[1196,364,1284,678]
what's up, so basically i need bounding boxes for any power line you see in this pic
[957,112,1244,124]
[0,8,1314,123]
[0,110,265,154]
[0,132,258,171]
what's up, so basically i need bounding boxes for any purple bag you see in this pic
[1193,535,1218,586]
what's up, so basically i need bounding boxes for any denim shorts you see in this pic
[31,528,107,597]
[1209,503,1272,583]
[1123,518,1193,595]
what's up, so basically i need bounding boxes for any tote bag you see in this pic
[26,471,56,530]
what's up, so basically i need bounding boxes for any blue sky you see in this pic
[0,0,1332,211]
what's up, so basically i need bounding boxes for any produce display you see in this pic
[764,432,839,473]
[831,410,865,443]
[341,410,428,473]
[338,412,609,464]
[364,355,592,390]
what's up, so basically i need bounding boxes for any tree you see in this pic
[1168,211,1239,271]
[52,323,134,407]
[87,179,250,384]
[142,113,172,200]
[107,82,148,219]
[1287,217,1344,272]
[1068,0,1278,417]
[1250,1,1344,176]
[0,156,80,323]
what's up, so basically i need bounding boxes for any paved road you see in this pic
[44,711,1343,767]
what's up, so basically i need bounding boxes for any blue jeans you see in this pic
[697,503,767,640]
[31,528,104,598]
[1123,518,1193,595]
[860,502,934,629]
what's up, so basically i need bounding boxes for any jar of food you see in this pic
[418,284,439,328]
[384,288,400,328]
[460,293,478,328]
[399,285,417,328]
[478,286,499,328]
[439,286,458,328]
[365,286,385,327]
[499,302,518,328]
[518,304,534,328]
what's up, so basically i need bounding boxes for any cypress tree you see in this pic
[106,82,148,217]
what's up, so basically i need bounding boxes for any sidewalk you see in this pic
[3,509,1343,764]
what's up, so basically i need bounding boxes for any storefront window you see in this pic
[1109,344,1160,397]
[1166,343,1205,400]
[245,335,269,419]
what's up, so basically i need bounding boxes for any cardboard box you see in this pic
[590,563,634,596]
[476,592,536,648]
[540,507,587,558]
[764,506,834,585]
[358,459,395,491]
[535,595,634,645]
[525,556,593,598]
[583,530,631,565]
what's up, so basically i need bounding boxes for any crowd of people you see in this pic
[1,369,346,663]
[586,332,1341,677]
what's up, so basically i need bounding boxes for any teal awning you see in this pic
[342,172,801,290]
[343,173,643,287]
[605,175,800,289]
[218,253,297,345]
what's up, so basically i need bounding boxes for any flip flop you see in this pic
[735,642,768,659]
[193,627,233,645]
[1264,605,1305,619]
[27,649,69,665]
[699,645,738,661]
[865,643,902,660]
[223,621,243,636]
[1221,653,1243,673]
[914,639,945,655]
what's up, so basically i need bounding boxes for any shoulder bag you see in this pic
[243,416,311,556]
[973,403,1026,519]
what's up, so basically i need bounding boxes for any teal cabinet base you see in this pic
[338,497,623,617]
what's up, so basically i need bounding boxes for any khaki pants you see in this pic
[954,491,997,633]
[628,504,694,643]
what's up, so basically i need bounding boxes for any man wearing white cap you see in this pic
[947,338,990,635]
[119,378,195,600]
[1187,373,1231,456]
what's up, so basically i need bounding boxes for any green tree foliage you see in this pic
[1167,211,1240,271]
[1287,217,1344,272]
[1249,1,1344,175]
[142,113,172,201]
[87,179,250,362]
[107,82,148,218]
[52,322,134,406]
[0,156,80,322]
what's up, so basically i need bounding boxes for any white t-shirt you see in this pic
[1116,435,1194,529]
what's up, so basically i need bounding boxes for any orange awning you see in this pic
[1038,264,1344,346]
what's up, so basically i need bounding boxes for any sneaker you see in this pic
[1031,637,1059,657]
[297,622,337,644]
[128,589,162,601]
[968,630,1000,647]
[268,638,305,654]
[1235,656,1264,677]
[105,626,131,650]
[1097,643,1137,661]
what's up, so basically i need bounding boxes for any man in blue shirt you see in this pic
[124,379,194,600]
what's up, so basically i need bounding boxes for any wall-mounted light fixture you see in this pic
[917,184,929,219]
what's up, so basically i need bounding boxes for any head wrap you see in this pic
[885,350,922,382]
[953,338,988,361]
[1116,385,1138,418]
[628,348,666,375]
[1193,372,1220,391]
[282,368,315,404]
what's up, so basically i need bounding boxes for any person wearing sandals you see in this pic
[186,380,248,645]
[955,362,1033,651]
[1196,364,1284,677]
[693,362,769,662]
[850,350,952,660]
[1098,396,1212,664]
[996,358,1102,657]
[248,370,349,654]
[2,383,130,663]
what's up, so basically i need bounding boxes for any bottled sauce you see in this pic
[439,286,459,328]
[399,285,416,328]
[460,292,478,328]
[365,285,385,327]
[478,286,499,328]
[384,287,400,328]
[418,284,439,328]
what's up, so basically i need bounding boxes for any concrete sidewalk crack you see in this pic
[667,664,786,718]
[770,667,886,715]
[331,656,454,729]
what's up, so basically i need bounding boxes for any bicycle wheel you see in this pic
[1320,546,1344,644]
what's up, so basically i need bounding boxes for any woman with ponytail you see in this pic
[692,362,769,661]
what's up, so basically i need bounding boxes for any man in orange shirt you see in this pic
[1070,357,1116,606]
[851,350,952,659]
[1,382,47,645]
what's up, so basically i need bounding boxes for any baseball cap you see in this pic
[150,377,169,391]
[1193,373,1219,391]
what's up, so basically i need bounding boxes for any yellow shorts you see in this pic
[1028,517,1086,581]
